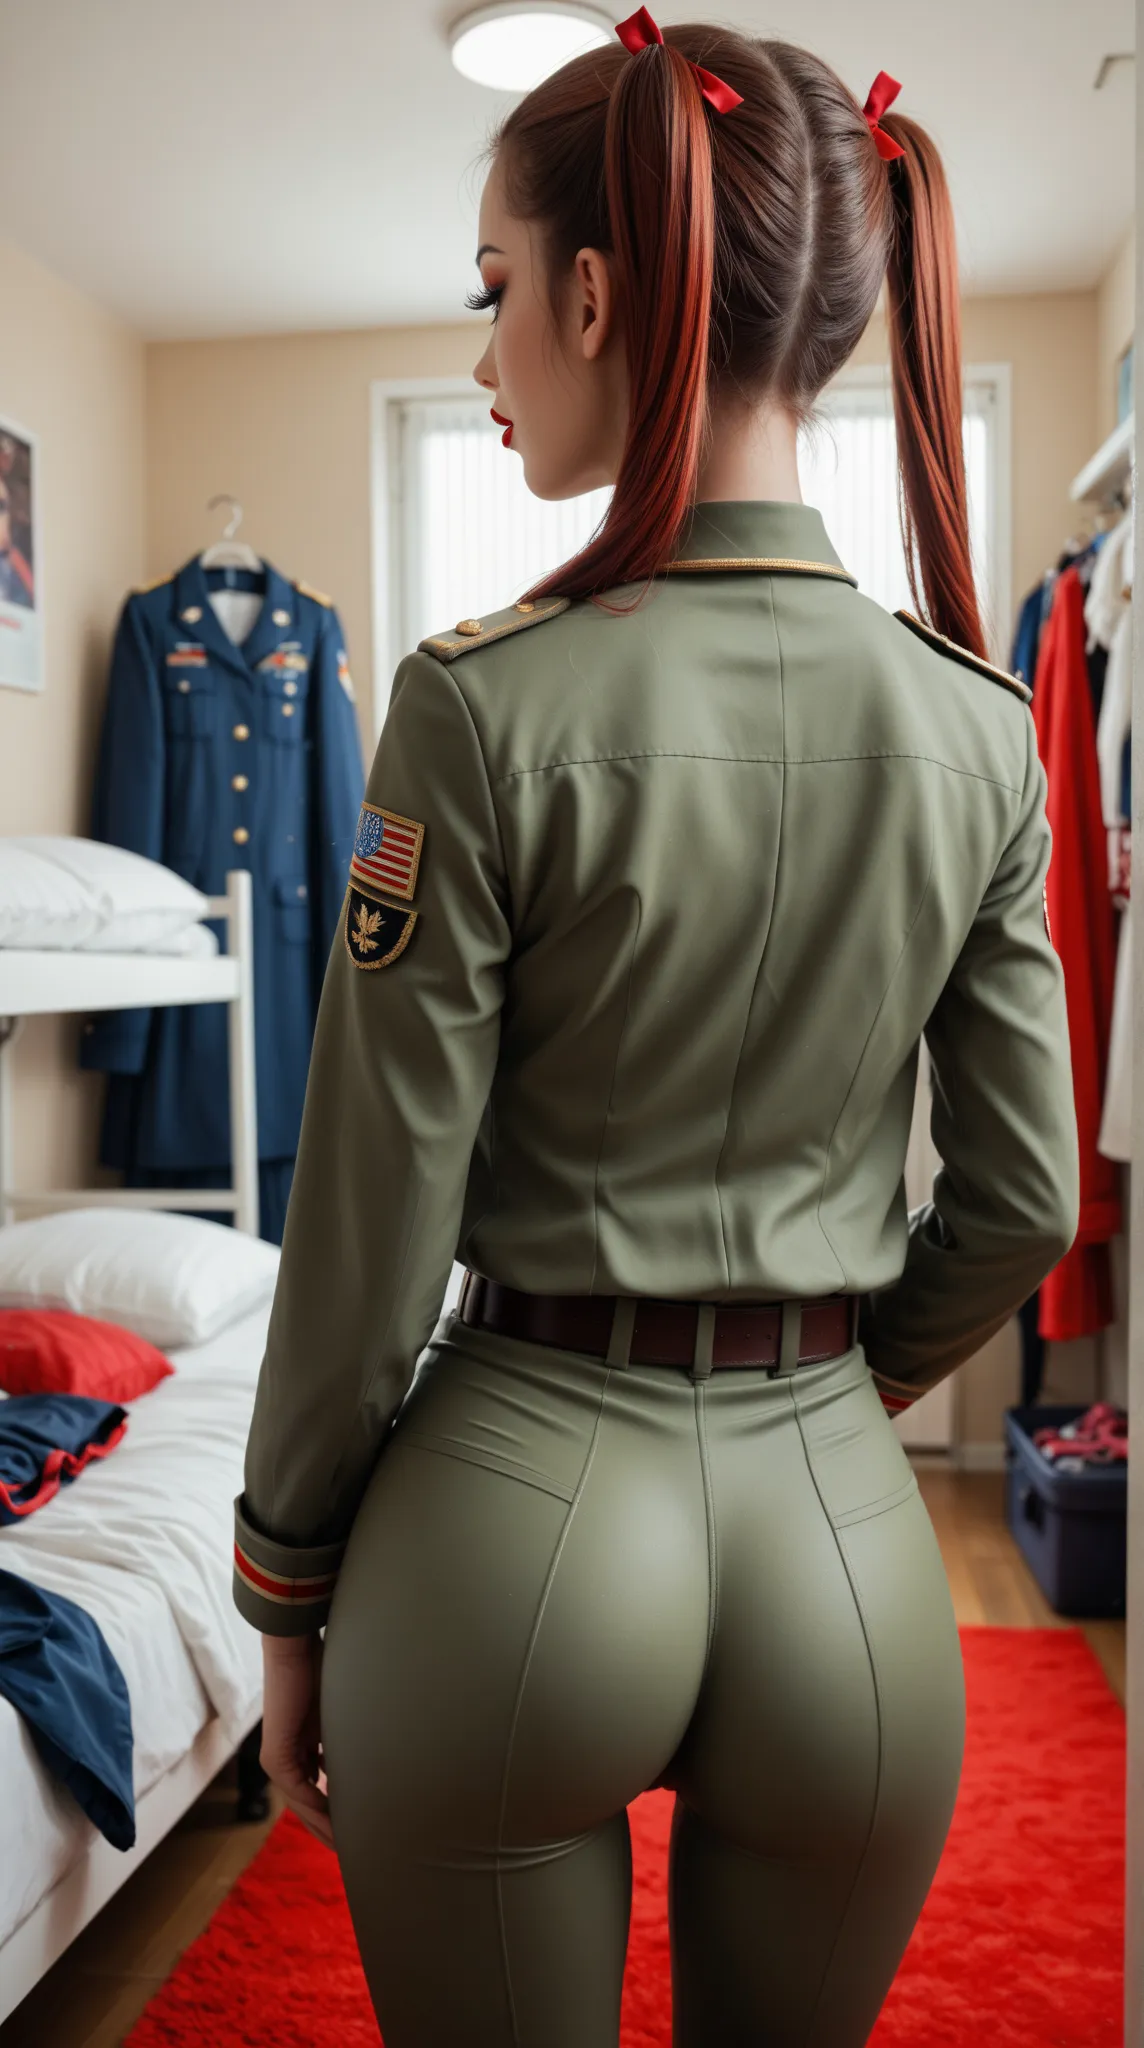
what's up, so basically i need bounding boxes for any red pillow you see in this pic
[0,1309,174,1402]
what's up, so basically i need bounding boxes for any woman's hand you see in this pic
[259,1630,335,1848]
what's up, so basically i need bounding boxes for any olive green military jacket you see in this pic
[234,500,1078,1634]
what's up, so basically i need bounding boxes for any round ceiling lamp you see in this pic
[449,2,613,92]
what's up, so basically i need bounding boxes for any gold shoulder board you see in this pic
[133,572,171,595]
[294,579,334,608]
[419,595,570,663]
[894,610,1031,704]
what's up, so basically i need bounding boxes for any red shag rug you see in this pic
[126,1629,1123,2047]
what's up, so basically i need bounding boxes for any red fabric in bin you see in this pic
[0,1309,173,1403]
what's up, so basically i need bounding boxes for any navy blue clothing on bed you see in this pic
[0,1394,127,1525]
[0,1569,135,1849]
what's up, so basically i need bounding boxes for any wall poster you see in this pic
[0,417,42,692]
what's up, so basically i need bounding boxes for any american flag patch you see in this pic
[350,802,424,903]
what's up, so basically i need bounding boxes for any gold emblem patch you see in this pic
[344,884,417,970]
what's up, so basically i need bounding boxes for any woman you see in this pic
[234,17,1078,2044]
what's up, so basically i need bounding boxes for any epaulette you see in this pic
[133,572,170,595]
[419,595,570,663]
[894,609,1031,704]
[294,579,334,608]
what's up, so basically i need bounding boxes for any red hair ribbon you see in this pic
[863,71,906,161]
[615,7,744,114]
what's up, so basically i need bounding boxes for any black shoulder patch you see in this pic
[418,596,570,663]
[344,884,417,970]
[894,610,1031,704]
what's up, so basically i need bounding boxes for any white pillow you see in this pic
[0,1208,279,1349]
[0,838,209,952]
[0,842,102,948]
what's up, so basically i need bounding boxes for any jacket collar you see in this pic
[669,501,856,586]
[171,556,298,677]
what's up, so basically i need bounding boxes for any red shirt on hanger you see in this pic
[1031,565,1121,1341]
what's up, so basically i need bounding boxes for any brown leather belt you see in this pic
[458,1273,858,1374]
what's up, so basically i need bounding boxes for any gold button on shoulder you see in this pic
[231,773,249,792]
[281,702,295,718]
[232,826,250,845]
[515,600,535,613]
[272,608,291,626]
[454,618,482,636]
[181,605,202,624]
[233,722,250,741]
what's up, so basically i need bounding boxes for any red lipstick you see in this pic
[490,406,513,448]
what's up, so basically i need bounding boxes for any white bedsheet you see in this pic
[0,1304,269,1948]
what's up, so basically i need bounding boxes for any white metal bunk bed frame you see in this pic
[0,868,262,2022]
[0,869,258,1234]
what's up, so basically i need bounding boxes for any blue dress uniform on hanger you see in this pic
[80,556,365,1244]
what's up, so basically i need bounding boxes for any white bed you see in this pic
[0,1304,268,2004]
[0,861,268,2023]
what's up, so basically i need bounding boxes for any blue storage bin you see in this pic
[1004,1406,1126,1617]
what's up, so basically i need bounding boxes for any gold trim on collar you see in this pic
[666,556,858,587]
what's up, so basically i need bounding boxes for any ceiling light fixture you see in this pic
[449,2,613,92]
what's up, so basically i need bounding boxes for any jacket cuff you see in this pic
[232,1495,345,1636]
[870,1371,920,1417]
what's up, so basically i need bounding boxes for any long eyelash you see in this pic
[465,282,503,318]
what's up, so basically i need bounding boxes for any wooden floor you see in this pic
[0,1465,1126,2048]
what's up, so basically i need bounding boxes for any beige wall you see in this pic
[1096,223,1135,442]
[0,237,145,1189]
[146,290,1101,737]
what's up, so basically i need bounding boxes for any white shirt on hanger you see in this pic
[209,588,263,646]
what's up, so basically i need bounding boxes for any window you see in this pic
[805,366,1009,649]
[374,365,1010,726]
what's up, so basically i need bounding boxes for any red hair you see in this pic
[495,26,986,656]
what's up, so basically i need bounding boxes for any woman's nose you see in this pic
[473,335,497,392]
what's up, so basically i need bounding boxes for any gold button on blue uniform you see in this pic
[232,774,249,792]
[233,722,250,741]
[233,826,250,845]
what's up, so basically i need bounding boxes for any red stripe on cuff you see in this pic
[233,1542,339,1604]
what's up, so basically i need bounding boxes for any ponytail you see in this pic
[880,112,987,659]
[500,28,985,638]
[527,38,715,605]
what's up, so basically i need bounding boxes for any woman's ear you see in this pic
[573,247,615,362]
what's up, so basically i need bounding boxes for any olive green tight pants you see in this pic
[321,1314,966,2046]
